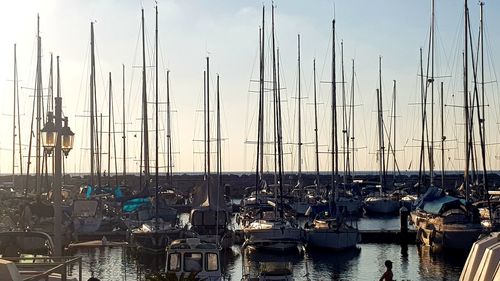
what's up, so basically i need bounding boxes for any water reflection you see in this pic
[69,243,465,280]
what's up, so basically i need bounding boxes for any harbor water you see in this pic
[70,216,467,281]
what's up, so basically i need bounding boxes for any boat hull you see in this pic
[244,227,302,252]
[364,197,400,214]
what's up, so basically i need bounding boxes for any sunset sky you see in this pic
[0,0,499,175]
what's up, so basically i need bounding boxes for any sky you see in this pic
[0,0,499,175]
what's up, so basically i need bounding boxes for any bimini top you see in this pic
[168,238,220,251]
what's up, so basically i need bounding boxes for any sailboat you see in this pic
[305,20,359,251]
[129,6,181,253]
[363,57,400,215]
[242,5,302,252]
[189,58,232,248]
[411,0,484,251]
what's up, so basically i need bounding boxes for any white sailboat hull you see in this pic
[244,223,302,251]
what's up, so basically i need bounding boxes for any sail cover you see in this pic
[191,177,225,211]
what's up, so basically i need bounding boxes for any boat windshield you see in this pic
[206,253,218,271]
[167,253,180,272]
[184,252,202,272]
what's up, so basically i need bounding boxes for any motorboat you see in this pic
[165,238,223,281]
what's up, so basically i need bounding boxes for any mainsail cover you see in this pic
[191,177,225,211]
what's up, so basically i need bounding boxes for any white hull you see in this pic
[306,228,358,250]
[244,222,302,251]
[460,232,500,281]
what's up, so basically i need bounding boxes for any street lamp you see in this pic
[61,117,74,157]
[41,111,57,155]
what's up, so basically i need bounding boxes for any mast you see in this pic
[479,1,487,192]
[341,41,348,184]
[35,14,43,193]
[418,48,425,196]
[429,0,435,186]
[108,72,112,186]
[331,19,338,205]
[141,8,150,187]
[259,5,265,180]
[204,70,207,180]
[122,64,126,182]
[463,0,470,202]
[166,70,172,188]
[90,22,96,187]
[393,80,397,178]
[271,4,278,185]
[155,4,159,221]
[313,59,320,187]
[216,74,222,233]
[276,48,284,219]
[206,57,211,184]
[440,81,445,189]
[377,89,383,195]
[297,34,302,182]
[350,60,355,177]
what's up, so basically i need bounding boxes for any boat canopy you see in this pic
[415,187,466,215]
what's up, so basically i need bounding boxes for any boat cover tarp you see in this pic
[122,197,151,213]
[415,187,465,215]
[85,185,124,199]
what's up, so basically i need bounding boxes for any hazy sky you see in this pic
[0,0,499,175]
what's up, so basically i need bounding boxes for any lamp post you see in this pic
[41,56,74,256]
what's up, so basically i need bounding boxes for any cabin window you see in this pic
[184,252,202,272]
[205,253,218,271]
[167,253,181,272]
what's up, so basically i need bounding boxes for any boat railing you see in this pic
[1,255,82,281]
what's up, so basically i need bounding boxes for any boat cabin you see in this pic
[165,238,222,281]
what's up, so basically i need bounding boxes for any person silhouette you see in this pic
[379,260,394,281]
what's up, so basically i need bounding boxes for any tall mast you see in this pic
[216,74,222,204]
[341,41,348,184]
[35,14,43,193]
[141,8,150,185]
[90,22,96,187]
[122,64,126,182]
[350,60,355,178]
[313,59,320,187]
[259,6,265,179]
[206,57,211,183]
[377,89,383,195]
[271,4,278,185]
[108,72,112,186]
[331,19,338,202]
[440,81,445,189]
[393,80,397,178]
[276,48,284,218]
[463,0,470,202]
[429,0,435,186]
[297,34,302,182]
[204,70,207,180]
[479,1,487,189]
[155,4,159,222]
[166,70,172,188]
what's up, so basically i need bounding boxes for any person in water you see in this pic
[379,260,394,281]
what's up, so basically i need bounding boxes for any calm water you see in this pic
[70,216,467,281]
